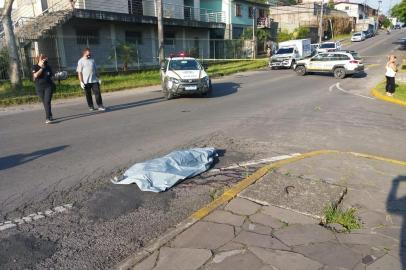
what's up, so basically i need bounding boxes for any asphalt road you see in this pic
[1,30,406,269]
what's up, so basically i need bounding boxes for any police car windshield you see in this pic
[276,48,293,54]
[169,60,201,70]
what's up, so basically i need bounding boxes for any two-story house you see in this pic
[334,1,378,32]
[201,0,277,39]
[9,0,226,71]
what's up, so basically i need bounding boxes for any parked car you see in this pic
[317,41,341,53]
[351,32,366,42]
[271,39,312,69]
[363,30,372,38]
[294,51,364,79]
[160,54,212,100]
[394,24,402,29]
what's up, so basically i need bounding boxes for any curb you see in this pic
[371,87,406,107]
[115,150,406,270]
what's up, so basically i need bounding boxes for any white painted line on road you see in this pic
[335,83,375,100]
[211,153,301,172]
[0,203,73,232]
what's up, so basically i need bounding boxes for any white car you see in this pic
[160,55,212,100]
[351,32,366,42]
[295,51,364,79]
[317,41,341,53]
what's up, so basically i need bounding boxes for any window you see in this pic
[125,31,142,45]
[169,59,201,71]
[248,7,254,18]
[235,4,242,17]
[259,8,265,18]
[76,29,99,45]
[345,6,349,10]
[164,32,176,46]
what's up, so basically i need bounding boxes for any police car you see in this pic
[160,53,212,99]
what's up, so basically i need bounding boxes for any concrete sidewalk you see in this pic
[122,152,406,270]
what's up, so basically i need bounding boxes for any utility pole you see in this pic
[157,0,164,64]
[319,0,324,44]
[252,7,256,59]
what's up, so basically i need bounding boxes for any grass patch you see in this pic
[324,205,361,231]
[376,81,406,102]
[0,60,267,106]
[332,33,352,41]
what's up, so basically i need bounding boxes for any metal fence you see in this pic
[0,36,264,81]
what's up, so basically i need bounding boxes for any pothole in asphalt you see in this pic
[0,234,57,270]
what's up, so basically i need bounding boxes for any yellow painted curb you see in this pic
[191,150,338,219]
[371,88,406,107]
[191,150,406,220]
[347,152,406,166]
[117,150,406,269]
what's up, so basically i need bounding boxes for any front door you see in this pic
[308,54,326,71]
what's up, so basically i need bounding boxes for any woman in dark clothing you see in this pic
[32,54,55,124]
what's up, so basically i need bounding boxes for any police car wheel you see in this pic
[334,67,346,79]
[165,90,174,100]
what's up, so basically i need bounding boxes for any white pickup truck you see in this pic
[271,39,312,69]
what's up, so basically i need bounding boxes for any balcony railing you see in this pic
[142,0,225,23]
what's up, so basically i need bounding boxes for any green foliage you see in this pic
[391,0,406,23]
[293,26,310,39]
[327,0,334,9]
[382,17,392,28]
[241,27,271,43]
[277,30,293,42]
[110,42,139,71]
[324,205,361,231]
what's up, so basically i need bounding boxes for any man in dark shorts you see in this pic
[77,48,106,111]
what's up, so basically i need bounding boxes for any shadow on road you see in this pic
[386,175,406,269]
[0,145,69,171]
[210,82,240,98]
[54,97,165,122]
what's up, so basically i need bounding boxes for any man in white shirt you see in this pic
[77,48,105,111]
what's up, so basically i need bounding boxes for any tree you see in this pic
[391,0,406,23]
[293,26,310,39]
[111,42,139,72]
[327,0,335,9]
[277,30,293,42]
[241,27,271,43]
[382,17,392,28]
[1,0,22,89]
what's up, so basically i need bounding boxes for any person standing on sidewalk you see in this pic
[385,55,398,97]
[32,54,55,124]
[77,48,106,111]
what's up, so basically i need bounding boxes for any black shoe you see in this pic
[89,107,96,111]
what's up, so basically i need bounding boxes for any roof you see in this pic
[334,1,377,11]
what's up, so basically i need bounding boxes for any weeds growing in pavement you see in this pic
[324,205,361,231]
